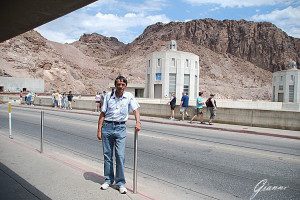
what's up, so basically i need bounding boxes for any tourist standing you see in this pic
[97,76,141,194]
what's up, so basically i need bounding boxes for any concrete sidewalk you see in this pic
[0,134,147,200]
[0,128,209,200]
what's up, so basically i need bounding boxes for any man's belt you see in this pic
[104,120,126,125]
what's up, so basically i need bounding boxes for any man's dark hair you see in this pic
[199,92,203,96]
[114,75,127,86]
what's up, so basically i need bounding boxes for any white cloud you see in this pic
[210,7,220,11]
[37,29,76,44]
[35,0,171,43]
[251,6,300,38]
[85,0,168,13]
[36,11,170,43]
[90,12,170,32]
[184,0,292,8]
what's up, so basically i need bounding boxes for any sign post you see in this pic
[133,130,138,193]
[40,110,44,153]
[8,102,12,139]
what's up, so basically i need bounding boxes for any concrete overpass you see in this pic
[0,0,97,42]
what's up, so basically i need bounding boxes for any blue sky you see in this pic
[36,0,300,44]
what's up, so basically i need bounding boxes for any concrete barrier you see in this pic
[1,95,299,130]
[138,103,300,130]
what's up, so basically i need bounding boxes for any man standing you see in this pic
[190,92,205,124]
[180,92,189,121]
[97,76,141,194]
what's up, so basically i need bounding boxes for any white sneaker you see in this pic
[100,182,110,190]
[119,186,127,194]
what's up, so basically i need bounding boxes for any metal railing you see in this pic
[3,104,139,193]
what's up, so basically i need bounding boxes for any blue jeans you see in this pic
[102,122,127,187]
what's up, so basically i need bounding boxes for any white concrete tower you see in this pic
[146,41,200,100]
[272,61,300,103]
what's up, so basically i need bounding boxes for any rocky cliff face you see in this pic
[0,19,299,99]
[132,19,299,72]
[73,33,125,62]
[0,31,108,94]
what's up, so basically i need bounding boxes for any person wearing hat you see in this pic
[205,94,217,125]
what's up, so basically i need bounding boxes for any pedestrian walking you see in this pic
[57,92,62,109]
[100,91,106,112]
[62,93,68,109]
[95,92,101,112]
[30,92,36,106]
[26,92,32,105]
[97,75,141,194]
[190,92,205,124]
[206,94,217,125]
[51,91,55,107]
[167,93,176,120]
[67,91,73,110]
[53,91,60,108]
[180,92,189,121]
[24,92,27,104]
[19,90,23,104]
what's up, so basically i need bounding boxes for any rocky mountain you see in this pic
[0,19,299,99]
[73,33,125,62]
[129,19,300,72]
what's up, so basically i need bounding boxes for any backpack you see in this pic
[205,98,217,108]
[205,98,210,107]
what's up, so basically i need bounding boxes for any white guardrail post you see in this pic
[8,102,13,139]
[40,110,44,153]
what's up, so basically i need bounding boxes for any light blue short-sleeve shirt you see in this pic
[102,91,140,122]
[196,97,204,109]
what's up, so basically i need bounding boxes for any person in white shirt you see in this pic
[97,76,141,194]
[95,92,101,112]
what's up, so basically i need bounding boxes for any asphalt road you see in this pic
[1,105,299,200]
